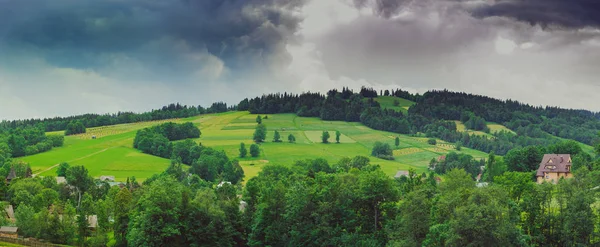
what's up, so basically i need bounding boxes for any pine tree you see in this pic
[239,143,247,158]
[273,131,281,142]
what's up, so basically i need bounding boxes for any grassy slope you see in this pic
[374,96,415,113]
[18,111,490,181]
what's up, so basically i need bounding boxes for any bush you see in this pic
[371,141,393,158]
[393,99,400,106]
[24,146,39,156]
[321,131,330,143]
[47,135,65,147]
[428,139,437,145]
[250,144,260,157]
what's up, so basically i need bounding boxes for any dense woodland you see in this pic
[0,144,599,246]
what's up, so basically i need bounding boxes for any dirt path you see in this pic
[32,148,111,177]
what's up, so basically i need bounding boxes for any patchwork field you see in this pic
[18,111,491,182]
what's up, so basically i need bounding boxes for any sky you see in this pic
[1,0,600,120]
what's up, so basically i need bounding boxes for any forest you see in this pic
[1,144,600,246]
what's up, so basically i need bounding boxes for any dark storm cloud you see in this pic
[0,0,305,77]
[473,0,600,29]
[352,0,600,29]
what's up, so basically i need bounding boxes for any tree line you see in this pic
[0,102,232,133]
[0,125,64,157]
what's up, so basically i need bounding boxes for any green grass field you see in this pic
[17,111,492,182]
[374,96,415,113]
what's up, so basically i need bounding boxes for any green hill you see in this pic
[18,111,489,181]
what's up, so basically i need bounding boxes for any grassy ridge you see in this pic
[18,111,491,181]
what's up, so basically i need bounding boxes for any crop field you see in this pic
[18,111,492,182]
[487,122,515,134]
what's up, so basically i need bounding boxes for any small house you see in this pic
[394,170,410,178]
[0,226,18,238]
[4,205,14,223]
[217,181,232,188]
[56,176,67,184]
[536,154,573,184]
[99,176,115,182]
[5,168,16,184]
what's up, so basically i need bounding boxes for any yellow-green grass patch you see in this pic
[487,122,515,134]
[393,148,423,156]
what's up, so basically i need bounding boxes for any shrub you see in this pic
[250,144,260,157]
[428,139,437,145]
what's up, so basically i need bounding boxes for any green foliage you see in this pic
[455,141,462,151]
[15,204,37,237]
[273,130,281,142]
[57,162,70,177]
[133,122,200,158]
[321,131,330,144]
[114,188,133,247]
[189,148,245,184]
[65,120,86,136]
[66,165,93,208]
[427,138,437,145]
[431,152,484,178]
[483,151,505,182]
[395,136,400,147]
[250,144,260,158]
[335,131,341,143]
[256,115,262,124]
[287,134,296,143]
[239,142,247,158]
[371,141,393,160]
[253,124,267,143]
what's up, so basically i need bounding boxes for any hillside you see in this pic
[18,111,489,181]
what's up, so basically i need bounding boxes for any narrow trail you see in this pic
[32,147,111,177]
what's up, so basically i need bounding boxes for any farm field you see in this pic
[18,111,491,182]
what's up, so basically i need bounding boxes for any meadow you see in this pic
[18,111,491,181]
[373,96,415,113]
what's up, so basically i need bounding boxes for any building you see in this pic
[394,170,409,178]
[0,226,18,238]
[536,154,573,184]
[56,176,67,184]
[5,168,16,184]
[99,176,115,182]
[4,205,14,223]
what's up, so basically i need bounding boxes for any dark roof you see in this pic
[0,226,18,233]
[536,154,572,177]
[6,168,16,181]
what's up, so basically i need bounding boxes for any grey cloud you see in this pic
[0,0,306,79]
[304,0,600,111]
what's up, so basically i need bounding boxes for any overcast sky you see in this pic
[1,0,600,120]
